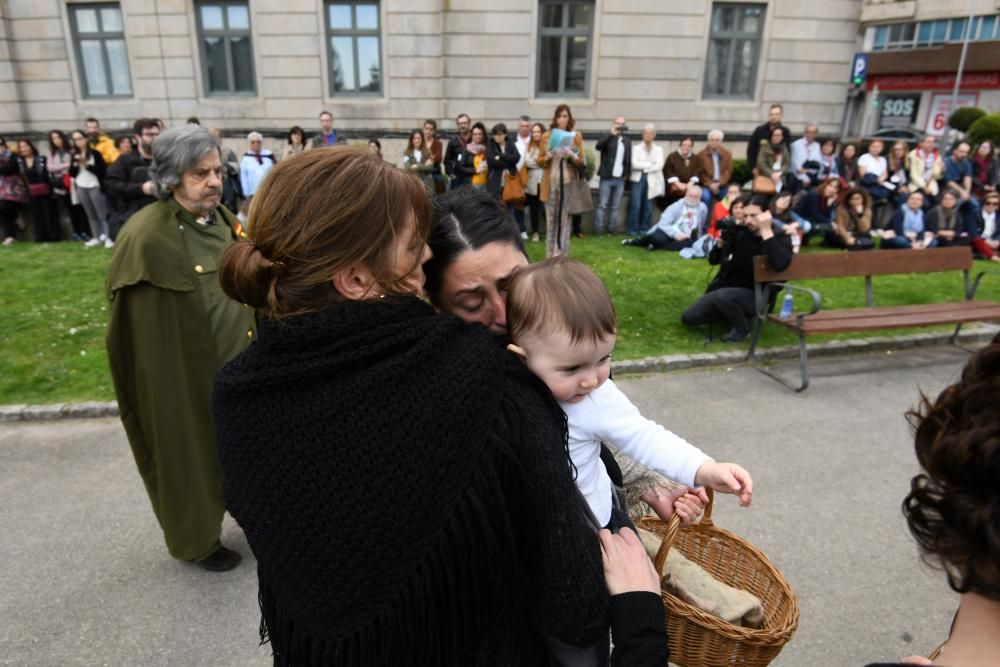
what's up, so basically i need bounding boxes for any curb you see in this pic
[2,326,998,423]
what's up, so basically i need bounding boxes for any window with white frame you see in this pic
[69,3,132,98]
[870,14,999,51]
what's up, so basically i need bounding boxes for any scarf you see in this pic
[213,297,608,665]
[917,148,938,181]
[465,141,485,155]
[938,205,958,232]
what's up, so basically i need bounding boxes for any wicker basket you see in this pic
[635,489,800,667]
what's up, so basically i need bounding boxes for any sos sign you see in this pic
[879,94,920,129]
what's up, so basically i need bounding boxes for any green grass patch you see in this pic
[2,239,998,404]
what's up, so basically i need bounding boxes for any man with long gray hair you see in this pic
[105,124,256,571]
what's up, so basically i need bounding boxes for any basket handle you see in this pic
[652,488,715,574]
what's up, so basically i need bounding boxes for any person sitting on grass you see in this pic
[826,187,874,250]
[973,192,1000,263]
[680,195,793,343]
[881,191,936,250]
[506,255,753,534]
[622,184,707,251]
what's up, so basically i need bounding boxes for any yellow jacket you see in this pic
[92,133,120,165]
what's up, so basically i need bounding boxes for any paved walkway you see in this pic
[0,346,971,666]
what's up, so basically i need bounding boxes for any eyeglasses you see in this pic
[985,201,999,207]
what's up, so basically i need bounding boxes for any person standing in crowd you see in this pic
[310,110,339,148]
[523,122,547,242]
[115,135,134,158]
[827,186,874,250]
[756,126,790,193]
[69,129,111,248]
[593,116,631,236]
[105,118,160,241]
[282,126,307,161]
[796,176,841,244]
[972,139,997,200]
[400,129,437,191]
[816,137,840,183]
[747,104,792,175]
[445,113,473,188]
[367,137,383,159]
[622,184,707,252]
[106,124,255,573]
[662,136,699,208]
[837,143,859,188]
[18,139,60,242]
[790,123,822,192]
[682,195,792,342]
[538,104,585,258]
[47,130,87,241]
[212,148,611,663]
[422,119,445,194]
[186,116,200,125]
[485,123,520,205]
[210,128,242,216]
[240,132,275,202]
[907,135,943,206]
[627,123,665,238]
[0,138,28,246]
[509,115,532,233]
[454,122,488,190]
[881,191,934,250]
[85,117,120,166]
[696,129,733,206]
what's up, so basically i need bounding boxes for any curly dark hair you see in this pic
[903,333,1000,602]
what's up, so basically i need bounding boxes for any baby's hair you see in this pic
[507,256,616,345]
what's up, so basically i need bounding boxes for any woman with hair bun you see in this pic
[213,146,610,665]
[865,333,1000,666]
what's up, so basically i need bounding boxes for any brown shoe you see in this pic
[195,545,242,572]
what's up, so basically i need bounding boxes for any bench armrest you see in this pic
[968,268,1000,300]
[756,282,823,319]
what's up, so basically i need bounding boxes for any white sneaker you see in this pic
[2,236,14,246]
[98,233,107,242]
[104,238,114,249]
[520,231,528,240]
[84,238,101,247]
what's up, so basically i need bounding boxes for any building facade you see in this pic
[1,0,868,146]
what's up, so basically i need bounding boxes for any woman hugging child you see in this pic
[506,256,754,530]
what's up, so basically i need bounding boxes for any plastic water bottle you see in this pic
[779,291,794,320]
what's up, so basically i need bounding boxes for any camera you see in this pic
[619,125,630,134]
[715,216,739,239]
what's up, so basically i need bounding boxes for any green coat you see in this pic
[106,198,255,561]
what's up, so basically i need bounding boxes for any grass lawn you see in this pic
[2,238,999,404]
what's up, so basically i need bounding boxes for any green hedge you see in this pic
[731,158,751,187]
[967,113,1000,148]
[949,107,987,133]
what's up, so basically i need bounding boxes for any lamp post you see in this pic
[948,1,976,115]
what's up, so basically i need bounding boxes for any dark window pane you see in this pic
[227,5,250,30]
[733,39,754,97]
[900,22,915,41]
[538,36,561,93]
[204,36,229,91]
[541,3,563,28]
[718,7,737,32]
[329,4,352,29]
[357,36,379,91]
[76,8,99,33]
[201,5,225,31]
[949,18,967,41]
[565,36,587,92]
[230,36,254,91]
[570,3,590,29]
[741,7,763,34]
[916,22,931,45]
[106,39,131,94]
[874,26,887,48]
[704,38,730,96]
[931,20,947,42]
[80,40,108,95]
[100,7,123,32]
[356,4,378,30]
[330,36,355,91]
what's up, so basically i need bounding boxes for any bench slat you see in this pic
[768,302,1000,334]
[754,247,972,282]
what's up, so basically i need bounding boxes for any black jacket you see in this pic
[596,132,632,180]
[708,226,793,293]
[444,133,470,185]
[746,122,792,173]
[105,152,156,224]
[486,137,520,199]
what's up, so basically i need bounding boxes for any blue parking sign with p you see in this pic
[851,54,868,86]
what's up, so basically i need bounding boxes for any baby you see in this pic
[506,256,753,529]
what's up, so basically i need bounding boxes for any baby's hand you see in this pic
[694,462,753,507]
[640,485,708,524]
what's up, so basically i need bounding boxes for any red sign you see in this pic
[866,72,1000,91]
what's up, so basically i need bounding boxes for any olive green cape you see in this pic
[106,198,254,561]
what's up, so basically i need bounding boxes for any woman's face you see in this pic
[771,129,784,145]
[555,110,570,130]
[368,142,380,155]
[849,193,864,209]
[471,127,485,144]
[726,185,741,201]
[868,141,883,156]
[680,138,693,154]
[18,140,32,157]
[979,142,993,157]
[774,194,791,211]
[530,125,543,142]
[411,132,423,149]
[436,241,528,337]
[821,140,835,156]
[941,193,957,210]
[72,132,87,150]
[50,133,64,150]
[292,131,303,145]
[843,145,856,159]
[117,139,133,155]
[423,123,435,139]
[825,181,840,197]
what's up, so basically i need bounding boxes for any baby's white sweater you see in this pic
[561,379,711,526]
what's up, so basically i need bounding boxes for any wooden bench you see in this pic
[747,247,1000,392]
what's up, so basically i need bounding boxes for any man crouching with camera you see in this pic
[681,194,793,342]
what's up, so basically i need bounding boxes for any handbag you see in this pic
[28,181,51,197]
[63,173,73,191]
[564,178,594,216]
[752,174,776,195]
[502,171,525,207]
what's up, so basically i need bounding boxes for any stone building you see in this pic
[1,0,868,151]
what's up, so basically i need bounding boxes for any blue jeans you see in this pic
[595,177,625,234]
[626,175,651,236]
[882,235,938,249]
[701,185,718,207]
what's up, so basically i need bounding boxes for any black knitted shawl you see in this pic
[213,297,609,666]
